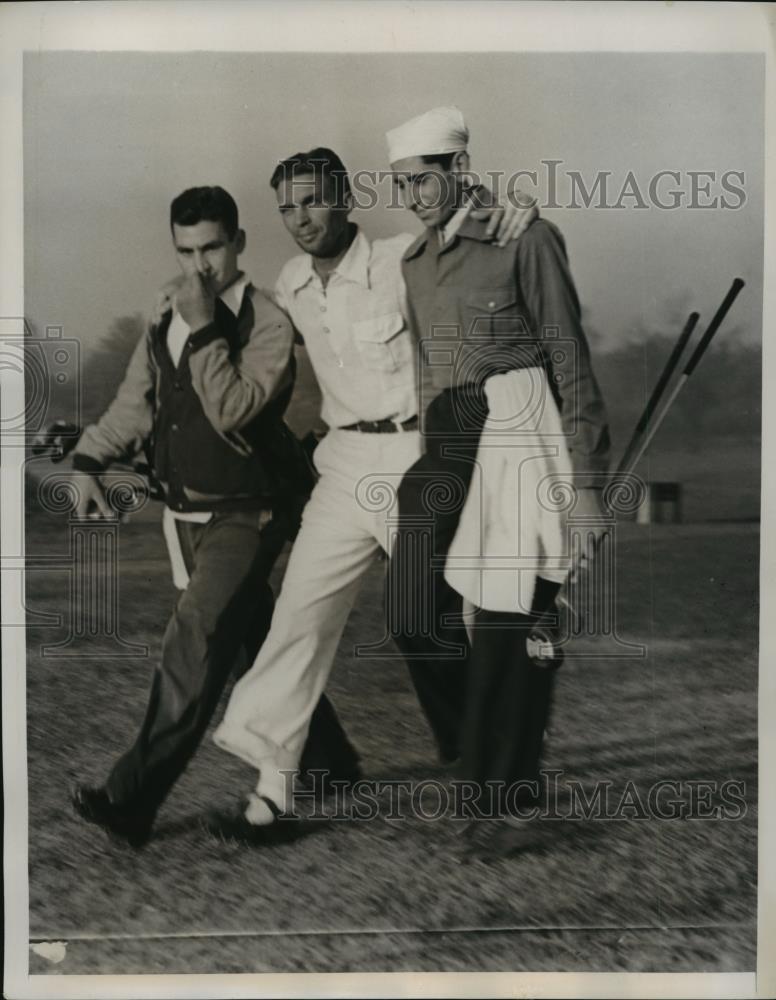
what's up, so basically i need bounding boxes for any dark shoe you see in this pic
[438,755,461,776]
[71,785,154,849]
[201,798,315,847]
[298,758,363,796]
[438,749,460,766]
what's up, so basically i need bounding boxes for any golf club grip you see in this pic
[682,278,745,376]
[615,311,699,475]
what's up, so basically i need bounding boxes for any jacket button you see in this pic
[171,424,179,431]
[488,301,496,309]
[174,381,182,390]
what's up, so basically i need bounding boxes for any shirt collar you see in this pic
[403,212,496,261]
[439,201,474,246]
[288,227,371,293]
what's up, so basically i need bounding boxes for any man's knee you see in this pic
[170,590,222,642]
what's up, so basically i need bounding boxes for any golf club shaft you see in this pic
[558,277,746,622]
[682,278,745,377]
[616,277,745,479]
[615,311,699,475]
[622,374,687,475]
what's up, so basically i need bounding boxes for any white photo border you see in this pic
[2,2,773,998]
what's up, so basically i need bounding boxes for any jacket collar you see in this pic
[402,184,497,261]
[402,212,496,261]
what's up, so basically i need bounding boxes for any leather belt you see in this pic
[340,415,419,433]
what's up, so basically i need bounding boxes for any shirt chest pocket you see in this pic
[461,288,523,339]
[351,311,411,373]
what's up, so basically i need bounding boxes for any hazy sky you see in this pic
[24,51,763,355]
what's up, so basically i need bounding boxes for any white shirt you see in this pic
[274,229,417,428]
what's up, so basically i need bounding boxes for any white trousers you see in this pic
[213,428,422,808]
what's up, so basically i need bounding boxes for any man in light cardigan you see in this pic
[68,186,359,847]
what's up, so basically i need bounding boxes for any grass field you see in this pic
[24,487,758,975]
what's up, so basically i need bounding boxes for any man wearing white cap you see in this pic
[386,106,611,858]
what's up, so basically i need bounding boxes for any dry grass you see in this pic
[25,502,758,975]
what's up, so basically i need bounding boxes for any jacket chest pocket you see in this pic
[461,288,523,339]
[351,311,410,373]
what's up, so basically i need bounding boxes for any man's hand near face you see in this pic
[176,272,217,332]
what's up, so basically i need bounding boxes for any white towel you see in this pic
[162,507,200,589]
[444,368,573,613]
[162,506,272,591]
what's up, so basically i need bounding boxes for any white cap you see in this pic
[386,106,469,164]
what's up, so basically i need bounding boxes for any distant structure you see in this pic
[636,481,683,524]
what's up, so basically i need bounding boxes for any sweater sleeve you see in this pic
[72,328,156,472]
[186,288,294,433]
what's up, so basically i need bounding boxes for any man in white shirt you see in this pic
[210,150,537,838]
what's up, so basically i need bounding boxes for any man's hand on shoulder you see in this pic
[176,273,216,333]
[470,188,539,247]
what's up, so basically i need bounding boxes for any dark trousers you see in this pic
[388,385,558,802]
[105,509,357,819]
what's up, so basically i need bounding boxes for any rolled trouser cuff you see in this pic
[213,720,298,812]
